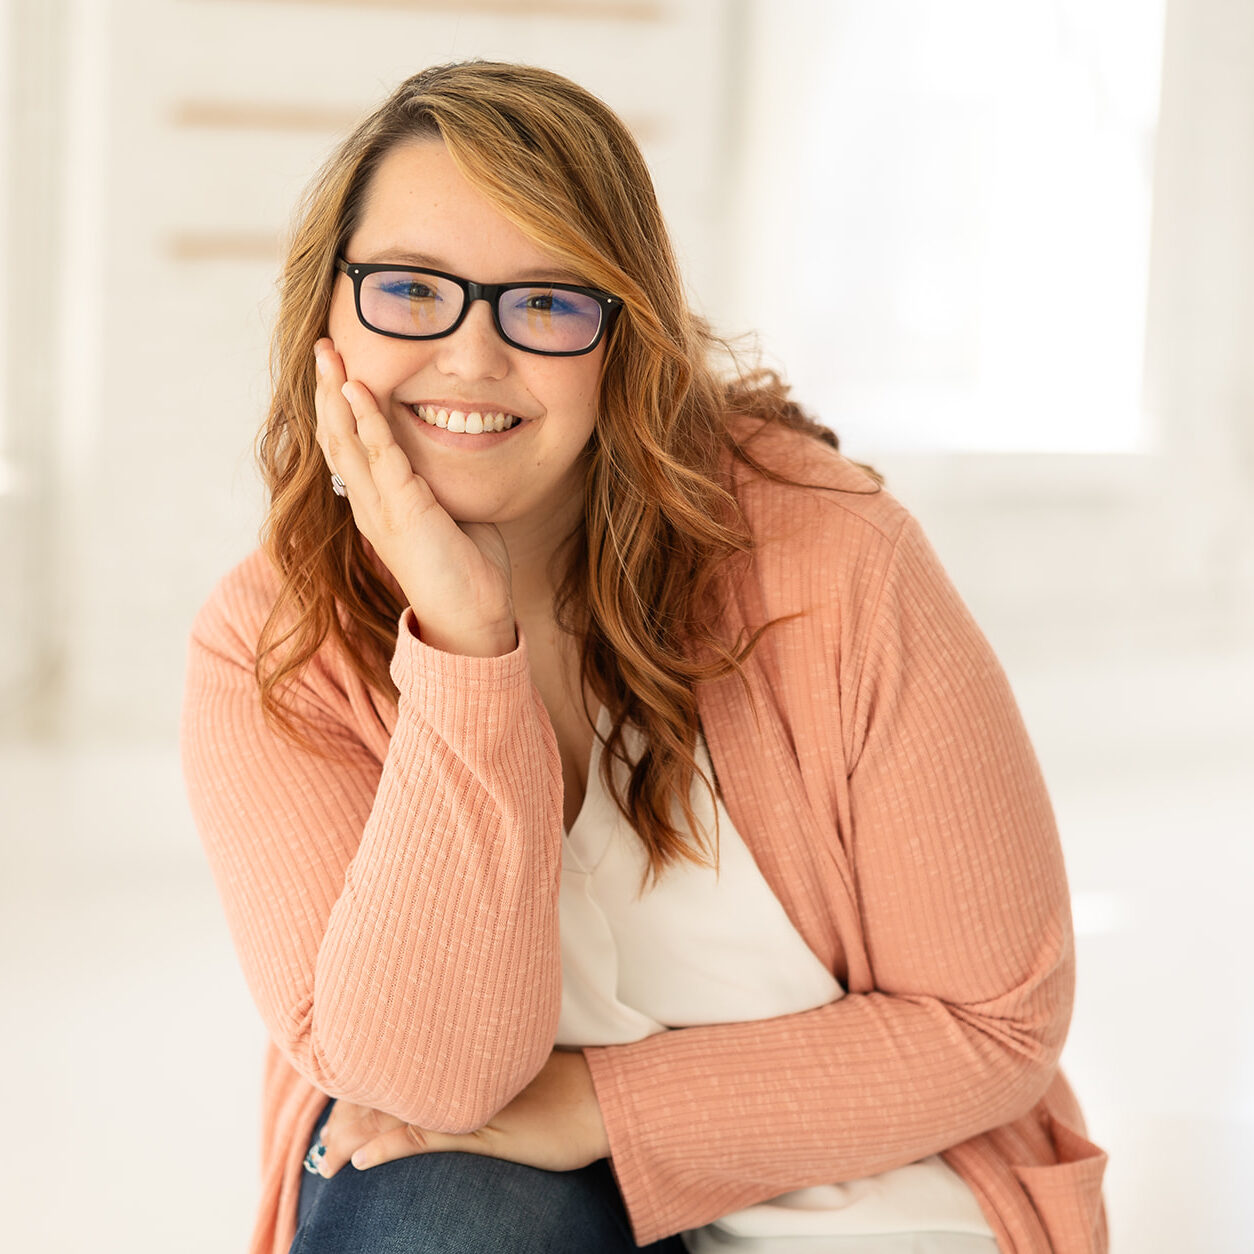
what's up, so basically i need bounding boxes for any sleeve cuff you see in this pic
[389,606,528,691]
[583,1045,664,1245]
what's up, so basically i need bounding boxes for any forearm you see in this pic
[306,622,566,1125]
[186,602,566,1132]
[584,978,1069,1244]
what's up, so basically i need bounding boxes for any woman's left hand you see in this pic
[312,1048,610,1178]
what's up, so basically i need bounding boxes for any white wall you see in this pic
[0,0,68,737]
[726,0,1167,456]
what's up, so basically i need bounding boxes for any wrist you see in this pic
[574,1050,611,1161]
[410,614,517,658]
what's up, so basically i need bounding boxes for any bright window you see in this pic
[731,0,1167,453]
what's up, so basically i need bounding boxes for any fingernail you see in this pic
[340,381,354,401]
[314,348,325,376]
[351,1149,369,1170]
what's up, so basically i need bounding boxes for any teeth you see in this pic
[414,405,518,434]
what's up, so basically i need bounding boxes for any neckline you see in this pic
[563,702,609,845]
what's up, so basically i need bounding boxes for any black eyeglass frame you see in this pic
[335,258,623,357]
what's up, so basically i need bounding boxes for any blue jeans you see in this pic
[291,1097,689,1253]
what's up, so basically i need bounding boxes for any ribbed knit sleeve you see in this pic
[180,564,565,1132]
[583,510,1076,1246]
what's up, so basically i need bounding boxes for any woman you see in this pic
[181,61,1109,1254]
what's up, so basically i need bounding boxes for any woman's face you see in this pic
[327,139,606,536]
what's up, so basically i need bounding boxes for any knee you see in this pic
[292,1151,634,1254]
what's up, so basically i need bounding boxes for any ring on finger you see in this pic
[330,472,347,498]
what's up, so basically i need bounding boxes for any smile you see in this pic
[412,404,522,434]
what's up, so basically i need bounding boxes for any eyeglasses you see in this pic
[335,259,622,357]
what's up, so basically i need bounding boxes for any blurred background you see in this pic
[1,0,1251,1249]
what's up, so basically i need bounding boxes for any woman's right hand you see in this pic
[313,338,517,657]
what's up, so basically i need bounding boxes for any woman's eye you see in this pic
[380,279,438,301]
[521,291,571,315]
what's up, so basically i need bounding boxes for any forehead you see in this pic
[350,140,573,283]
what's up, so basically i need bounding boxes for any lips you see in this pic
[411,404,521,434]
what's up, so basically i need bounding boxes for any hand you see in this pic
[313,338,517,656]
[311,1048,610,1178]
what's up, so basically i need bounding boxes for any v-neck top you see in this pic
[555,704,843,1045]
[554,707,998,1245]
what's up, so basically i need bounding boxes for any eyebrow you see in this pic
[358,248,588,285]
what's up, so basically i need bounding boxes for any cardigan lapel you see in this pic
[696,570,873,995]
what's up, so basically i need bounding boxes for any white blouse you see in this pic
[555,707,1000,1253]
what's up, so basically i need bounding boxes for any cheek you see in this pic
[325,297,420,400]
[327,289,368,360]
[579,350,607,409]
[540,355,604,422]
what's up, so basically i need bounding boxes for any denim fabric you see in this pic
[291,1097,688,1253]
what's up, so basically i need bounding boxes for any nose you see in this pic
[433,294,510,380]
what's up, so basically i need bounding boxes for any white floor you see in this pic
[2,644,1251,1253]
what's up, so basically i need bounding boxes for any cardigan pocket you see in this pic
[1010,1112,1108,1253]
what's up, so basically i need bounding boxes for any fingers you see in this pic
[315,1106,488,1178]
[314,1101,403,1178]
[338,378,416,491]
[339,380,420,498]
[312,338,346,466]
[313,341,386,510]
[345,1122,433,1172]
[313,340,361,496]
[344,1123,493,1173]
[313,340,430,514]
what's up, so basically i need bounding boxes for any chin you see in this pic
[426,486,516,526]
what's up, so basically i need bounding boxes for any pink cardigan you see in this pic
[181,421,1108,1253]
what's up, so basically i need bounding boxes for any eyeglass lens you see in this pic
[357,270,605,353]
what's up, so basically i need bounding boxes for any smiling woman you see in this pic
[180,60,1108,1254]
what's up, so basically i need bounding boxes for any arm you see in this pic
[583,513,1074,1244]
[180,569,565,1131]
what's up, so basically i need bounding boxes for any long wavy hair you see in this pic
[256,60,881,883]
